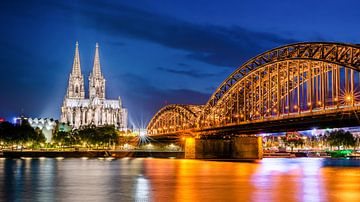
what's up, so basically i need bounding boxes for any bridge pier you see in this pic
[184,137,196,159]
[184,136,263,159]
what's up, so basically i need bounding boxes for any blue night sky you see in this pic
[1,0,360,127]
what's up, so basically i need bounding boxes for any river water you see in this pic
[0,157,359,202]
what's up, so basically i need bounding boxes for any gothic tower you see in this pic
[66,41,85,99]
[61,41,128,129]
[89,43,106,99]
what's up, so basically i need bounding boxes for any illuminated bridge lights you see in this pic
[147,42,360,136]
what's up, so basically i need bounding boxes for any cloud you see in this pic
[156,66,215,78]
[53,0,297,67]
[177,63,190,67]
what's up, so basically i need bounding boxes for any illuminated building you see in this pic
[13,115,27,125]
[60,42,128,129]
[28,118,56,143]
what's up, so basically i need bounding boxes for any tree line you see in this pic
[53,124,119,149]
[0,121,119,150]
[0,121,45,149]
[325,129,358,150]
[280,129,359,151]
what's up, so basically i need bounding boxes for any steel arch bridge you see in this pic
[147,42,360,136]
[147,104,204,135]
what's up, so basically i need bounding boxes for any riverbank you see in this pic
[264,151,331,158]
[0,150,185,159]
[1,150,335,159]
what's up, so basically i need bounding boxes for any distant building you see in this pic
[13,116,27,125]
[28,118,56,143]
[60,42,128,129]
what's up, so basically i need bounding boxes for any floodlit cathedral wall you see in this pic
[60,42,128,129]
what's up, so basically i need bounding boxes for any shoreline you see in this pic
[0,150,185,159]
[0,150,340,159]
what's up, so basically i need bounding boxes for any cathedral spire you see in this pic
[92,42,102,77]
[89,43,106,99]
[71,41,82,76]
[65,41,85,99]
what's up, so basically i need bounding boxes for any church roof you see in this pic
[64,98,123,109]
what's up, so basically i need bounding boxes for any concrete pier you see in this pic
[184,136,262,159]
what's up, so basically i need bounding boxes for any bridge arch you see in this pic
[147,104,203,135]
[199,42,360,127]
[148,42,360,135]
[206,42,360,109]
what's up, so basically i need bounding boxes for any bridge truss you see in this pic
[147,42,360,136]
[147,104,203,135]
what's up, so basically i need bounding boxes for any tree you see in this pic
[96,125,118,148]
[0,122,15,147]
[53,130,80,147]
[29,127,46,147]
[77,124,97,148]
[0,120,45,150]
[16,121,45,149]
[282,137,305,152]
[51,124,119,149]
[326,129,356,150]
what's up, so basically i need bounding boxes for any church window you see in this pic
[73,112,76,124]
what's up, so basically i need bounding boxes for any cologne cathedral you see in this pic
[60,42,127,129]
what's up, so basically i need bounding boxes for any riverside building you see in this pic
[60,42,127,129]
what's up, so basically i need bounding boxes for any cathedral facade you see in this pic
[60,42,127,129]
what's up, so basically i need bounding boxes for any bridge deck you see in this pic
[151,105,360,137]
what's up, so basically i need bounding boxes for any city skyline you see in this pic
[1,0,360,127]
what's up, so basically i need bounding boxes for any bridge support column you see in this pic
[184,137,196,159]
[231,136,263,159]
[184,136,263,159]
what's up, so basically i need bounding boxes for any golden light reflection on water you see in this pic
[322,166,360,202]
[143,158,360,202]
[145,159,261,201]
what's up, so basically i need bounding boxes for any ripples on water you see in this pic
[0,157,359,202]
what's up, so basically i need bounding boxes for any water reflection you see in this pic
[252,158,325,201]
[0,158,359,201]
[135,175,150,201]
